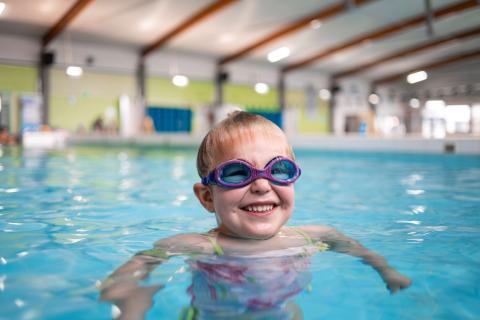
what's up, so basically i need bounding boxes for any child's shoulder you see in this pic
[288,225,337,236]
[154,232,206,245]
[152,232,214,255]
[294,225,336,232]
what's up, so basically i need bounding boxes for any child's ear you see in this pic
[193,183,215,212]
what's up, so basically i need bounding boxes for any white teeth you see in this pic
[245,205,274,212]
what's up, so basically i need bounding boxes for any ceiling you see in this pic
[1,0,480,89]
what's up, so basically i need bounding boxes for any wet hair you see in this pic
[196,111,294,178]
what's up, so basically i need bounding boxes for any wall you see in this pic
[0,33,39,64]
[285,88,330,134]
[334,78,373,134]
[147,77,214,106]
[50,68,136,132]
[1,33,333,135]
[224,83,277,107]
[0,64,38,133]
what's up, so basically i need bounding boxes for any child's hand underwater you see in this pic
[383,269,412,293]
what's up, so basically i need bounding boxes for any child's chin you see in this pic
[244,228,278,240]
[251,233,276,240]
[222,223,280,240]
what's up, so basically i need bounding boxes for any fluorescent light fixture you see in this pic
[172,75,189,87]
[445,105,471,134]
[425,100,445,109]
[406,70,428,84]
[318,89,331,100]
[368,93,380,105]
[66,66,83,77]
[0,2,6,16]
[267,47,290,63]
[219,33,234,44]
[409,98,420,109]
[310,19,322,29]
[139,19,155,31]
[254,82,269,95]
[445,105,470,122]
[423,100,445,119]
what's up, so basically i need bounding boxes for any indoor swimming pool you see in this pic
[0,145,479,319]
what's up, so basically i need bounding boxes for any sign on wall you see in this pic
[20,95,42,132]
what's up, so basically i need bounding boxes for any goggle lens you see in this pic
[220,162,251,184]
[271,159,297,181]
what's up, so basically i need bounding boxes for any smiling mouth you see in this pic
[242,204,277,216]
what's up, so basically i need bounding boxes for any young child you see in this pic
[100,111,411,319]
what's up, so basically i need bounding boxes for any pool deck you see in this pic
[65,134,480,155]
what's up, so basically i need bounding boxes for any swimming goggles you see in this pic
[201,156,301,188]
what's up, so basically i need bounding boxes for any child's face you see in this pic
[195,130,295,240]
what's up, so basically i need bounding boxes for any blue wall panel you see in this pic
[147,106,192,133]
[249,110,283,129]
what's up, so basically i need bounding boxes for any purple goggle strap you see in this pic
[201,157,301,187]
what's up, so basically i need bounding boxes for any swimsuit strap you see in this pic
[293,228,314,245]
[293,228,330,252]
[179,306,197,320]
[136,248,169,259]
[206,234,224,256]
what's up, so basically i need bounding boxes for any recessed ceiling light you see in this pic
[139,19,155,31]
[66,66,83,77]
[39,2,55,14]
[0,2,6,16]
[407,70,428,84]
[425,100,445,110]
[409,98,420,109]
[318,89,331,100]
[254,82,269,95]
[310,19,322,29]
[172,75,189,87]
[267,47,290,63]
[368,93,380,105]
[219,33,234,44]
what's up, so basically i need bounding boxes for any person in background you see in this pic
[142,115,155,134]
[0,126,17,145]
[92,116,105,133]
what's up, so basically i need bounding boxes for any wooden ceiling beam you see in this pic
[142,0,238,58]
[333,25,480,79]
[218,0,375,66]
[42,0,94,48]
[372,49,480,86]
[282,0,479,73]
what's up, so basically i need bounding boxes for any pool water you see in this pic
[1,146,479,319]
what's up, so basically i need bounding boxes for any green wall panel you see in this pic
[0,64,37,133]
[286,89,329,133]
[50,96,121,132]
[50,69,135,132]
[224,83,278,108]
[0,64,37,92]
[147,78,214,107]
[298,100,330,133]
[147,78,281,110]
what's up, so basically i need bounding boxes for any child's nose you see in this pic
[249,178,272,193]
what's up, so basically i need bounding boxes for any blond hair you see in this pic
[196,111,294,177]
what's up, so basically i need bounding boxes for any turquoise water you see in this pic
[1,146,479,319]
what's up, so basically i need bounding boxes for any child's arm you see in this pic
[99,234,208,320]
[99,253,165,320]
[305,226,411,293]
